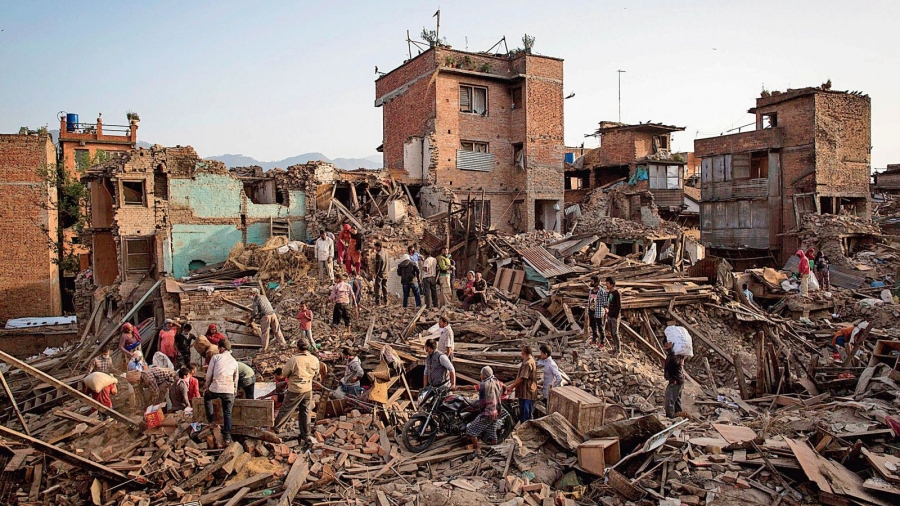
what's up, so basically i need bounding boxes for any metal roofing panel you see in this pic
[517,246,577,278]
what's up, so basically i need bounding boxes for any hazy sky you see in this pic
[1,1,897,167]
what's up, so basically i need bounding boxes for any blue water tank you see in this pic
[564,152,575,164]
[66,113,79,132]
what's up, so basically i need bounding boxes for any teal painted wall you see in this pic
[169,173,306,219]
[171,224,243,279]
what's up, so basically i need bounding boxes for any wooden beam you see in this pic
[222,298,253,313]
[0,368,29,435]
[0,423,127,482]
[198,472,273,504]
[0,350,140,429]
[82,277,165,366]
[277,456,309,506]
[667,310,734,365]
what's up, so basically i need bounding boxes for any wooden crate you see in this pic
[577,438,620,476]
[548,386,607,433]
[192,398,274,427]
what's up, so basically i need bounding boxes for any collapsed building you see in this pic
[375,45,565,233]
[694,86,872,266]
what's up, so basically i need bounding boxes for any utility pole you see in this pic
[617,69,626,123]
[434,9,441,46]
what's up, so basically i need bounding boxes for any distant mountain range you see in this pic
[46,129,382,172]
[206,153,383,172]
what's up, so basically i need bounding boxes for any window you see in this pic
[513,143,524,170]
[568,177,584,190]
[511,87,523,110]
[762,113,777,129]
[121,180,146,206]
[460,141,489,153]
[653,135,669,151]
[649,165,680,190]
[75,149,90,171]
[460,85,488,115]
[750,152,769,179]
[124,237,152,272]
[472,200,491,230]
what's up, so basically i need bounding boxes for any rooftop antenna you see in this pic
[484,36,508,55]
[433,8,440,46]
[407,30,412,59]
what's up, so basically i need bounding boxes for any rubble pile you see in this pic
[225,236,311,283]
[797,213,882,268]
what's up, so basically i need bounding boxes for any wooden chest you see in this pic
[577,438,621,476]
[548,386,607,433]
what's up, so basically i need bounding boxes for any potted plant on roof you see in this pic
[126,111,140,125]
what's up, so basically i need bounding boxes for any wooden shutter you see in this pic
[459,86,471,112]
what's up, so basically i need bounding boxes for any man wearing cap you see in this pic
[274,339,323,448]
[248,288,286,351]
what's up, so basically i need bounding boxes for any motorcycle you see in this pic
[400,384,518,452]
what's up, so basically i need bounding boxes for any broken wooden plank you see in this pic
[222,487,251,506]
[276,456,309,506]
[0,423,127,482]
[198,472,274,504]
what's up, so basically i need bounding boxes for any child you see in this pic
[187,363,200,402]
[260,367,287,412]
[296,302,315,347]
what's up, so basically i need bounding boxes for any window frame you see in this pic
[511,87,523,110]
[123,236,153,273]
[649,164,681,190]
[120,179,147,206]
[460,140,489,153]
[459,84,488,115]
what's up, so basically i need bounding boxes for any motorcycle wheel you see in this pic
[496,407,515,442]
[401,414,439,453]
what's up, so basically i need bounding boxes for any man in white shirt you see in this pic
[536,344,563,402]
[203,339,239,444]
[421,252,439,308]
[315,230,335,283]
[435,316,454,358]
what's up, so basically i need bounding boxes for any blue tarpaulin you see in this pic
[628,166,649,186]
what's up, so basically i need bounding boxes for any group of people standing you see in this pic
[796,247,831,296]
[587,276,622,356]
[313,224,364,284]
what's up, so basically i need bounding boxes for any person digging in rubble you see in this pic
[462,272,488,311]
[249,288,287,351]
[663,339,686,419]
[204,339,239,444]
[273,338,322,448]
[175,322,196,369]
[237,361,256,399]
[373,241,389,306]
[329,273,355,333]
[537,344,563,402]
[346,225,364,274]
[587,276,609,347]
[315,230,335,284]
[118,322,143,368]
[88,346,115,374]
[349,268,364,317]
[295,302,315,348]
[140,364,176,408]
[158,319,179,367]
[505,345,538,422]
[436,246,454,307]
[421,250,439,308]
[831,325,858,352]
[458,366,504,454]
[796,249,811,297]
[815,251,831,291]
[337,223,352,266]
[397,253,422,308]
[339,347,364,397]
[604,277,622,355]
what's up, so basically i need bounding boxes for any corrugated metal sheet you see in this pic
[517,246,577,278]
[456,150,494,172]
[783,256,868,290]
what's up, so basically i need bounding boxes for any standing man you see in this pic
[505,345,538,422]
[604,277,622,356]
[587,276,608,347]
[435,316,454,358]
[315,230,335,284]
[421,251,439,308]
[175,323,196,369]
[797,249,811,297]
[296,302,315,347]
[87,347,114,374]
[329,274,355,333]
[249,288,287,351]
[423,339,456,389]
[273,339,322,448]
[663,339,685,419]
[237,361,256,399]
[436,247,453,307]
[372,242,388,306]
[536,344,563,403]
[397,254,421,308]
[204,339,239,444]
[339,347,364,397]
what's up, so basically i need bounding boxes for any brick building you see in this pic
[566,122,687,213]
[375,46,565,233]
[0,133,61,320]
[694,87,871,264]
[78,146,312,330]
[873,164,900,196]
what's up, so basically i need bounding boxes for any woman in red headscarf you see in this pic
[118,322,142,368]
[205,324,226,345]
[337,223,352,266]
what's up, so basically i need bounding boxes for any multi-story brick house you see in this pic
[375,46,564,233]
[0,133,61,319]
[566,122,687,213]
[694,87,871,264]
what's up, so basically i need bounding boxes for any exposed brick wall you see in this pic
[0,134,61,320]
[814,93,871,200]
